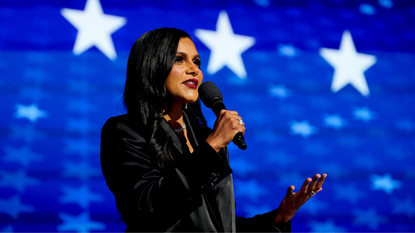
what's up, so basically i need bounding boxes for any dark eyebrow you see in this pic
[176,51,200,60]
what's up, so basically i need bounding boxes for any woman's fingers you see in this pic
[207,109,245,151]
[286,185,295,197]
[315,173,327,191]
[300,177,312,195]
[307,174,321,195]
[219,110,245,134]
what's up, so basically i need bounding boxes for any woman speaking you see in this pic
[100,27,326,232]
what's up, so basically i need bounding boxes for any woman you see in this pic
[100,27,326,232]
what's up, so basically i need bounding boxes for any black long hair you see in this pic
[123,28,206,170]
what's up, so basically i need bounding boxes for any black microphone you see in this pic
[198,81,247,150]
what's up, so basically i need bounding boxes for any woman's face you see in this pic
[165,37,203,105]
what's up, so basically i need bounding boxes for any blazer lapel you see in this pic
[159,117,185,155]
[161,113,228,232]
[183,112,227,233]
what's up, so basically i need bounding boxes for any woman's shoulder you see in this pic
[103,114,133,129]
[101,114,147,140]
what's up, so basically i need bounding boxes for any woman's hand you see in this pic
[274,173,327,224]
[205,110,245,152]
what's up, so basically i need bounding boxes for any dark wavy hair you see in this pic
[123,28,206,170]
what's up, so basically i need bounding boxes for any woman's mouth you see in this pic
[183,79,198,89]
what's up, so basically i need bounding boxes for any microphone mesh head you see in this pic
[198,81,223,108]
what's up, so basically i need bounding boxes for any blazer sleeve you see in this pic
[100,116,233,227]
[236,209,291,232]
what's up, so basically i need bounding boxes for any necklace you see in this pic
[173,124,186,133]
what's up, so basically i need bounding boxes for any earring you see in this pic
[184,103,188,109]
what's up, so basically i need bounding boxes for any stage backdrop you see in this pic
[1,0,414,232]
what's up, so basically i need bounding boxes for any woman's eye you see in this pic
[193,60,201,68]
[175,57,183,63]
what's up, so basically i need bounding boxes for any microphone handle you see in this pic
[211,102,247,150]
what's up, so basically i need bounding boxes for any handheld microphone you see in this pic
[198,81,247,150]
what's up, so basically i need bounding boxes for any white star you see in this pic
[290,121,317,138]
[278,44,299,57]
[195,10,255,79]
[324,114,347,129]
[269,84,292,99]
[353,107,375,121]
[61,0,126,60]
[359,4,376,15]
[320,30,377,97]
[379,0,393,9]
[370,173,402,194]
[15,104,47,122]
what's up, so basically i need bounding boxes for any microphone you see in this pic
[198,81,247,150]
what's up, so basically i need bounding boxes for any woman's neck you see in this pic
[163,102,185,128]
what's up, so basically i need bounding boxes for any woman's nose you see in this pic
[187,63,200,76]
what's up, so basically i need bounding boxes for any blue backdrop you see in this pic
[1,0,414,232]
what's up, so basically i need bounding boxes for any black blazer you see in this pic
[100,113,291,232]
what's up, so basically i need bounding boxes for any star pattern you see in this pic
[0,170,39,192]
[324,114,347,129]
[0,196,35,219]
[353,154,380,170]
[63,138,98,156]
[278,44,299,57]
[276,171,306,188]
[360,4,377,15]
[60,185,104,208]
[243,204,272,217]
[353,107,375,121]
[1,1,415,232]
[66,118,97,135]
[9,124,45,144]
[370,173,402,194]
[300,197,329,215]
[3,146,43,167]
[379,0,393,8]
[303,141,330,157]
[392,198,415,217]
[353,208,387,230]
[62,161,100,181]
[67,99,97,114]
[334,184,366,204]
[265,149,295,167]
[19,86,49,101]
[61,0,126,60]
[320,30,377,96]
[318,162,348,179]
[195,10,255,79]
[68,79,96,94]
[234,179,268,201]
[290,121,317,138]
[15,104,48,122]
[230,158,256,177]
[309,219,347,232]
[57,212,106,232]
[269,84,292,99]
[396,118,414,133]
